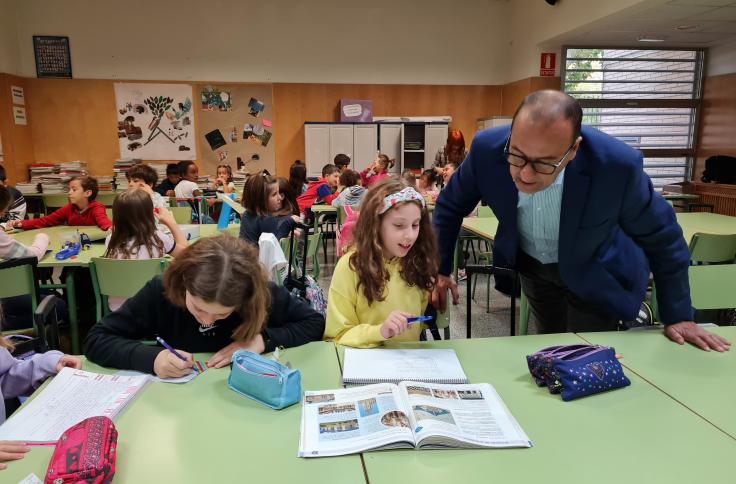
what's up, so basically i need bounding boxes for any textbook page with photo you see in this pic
[0,367,150,443]
[298,381,531,457]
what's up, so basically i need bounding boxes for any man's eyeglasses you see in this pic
[503,135,576,175]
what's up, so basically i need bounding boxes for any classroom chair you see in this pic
[89,258,166,321]
[651,233,736,319]
[42,193,69,214]
[0,257,62,348]
[307,231,323,279]
[688,264,736,313]
[688,233,736,264]
[0,256,40,334]
[170,206,193,225]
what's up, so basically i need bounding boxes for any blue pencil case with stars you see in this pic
[554,346,630,401]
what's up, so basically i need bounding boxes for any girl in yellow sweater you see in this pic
[324,179,438,347]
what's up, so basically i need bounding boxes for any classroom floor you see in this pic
[315,241,541,340]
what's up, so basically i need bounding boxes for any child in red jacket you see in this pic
[296,164,340,215]
[11,176,112,231]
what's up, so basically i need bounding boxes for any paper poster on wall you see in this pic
[248,97,265,118]
[204,129,227,151]
[13,106,27,125]
[201,86,232,111]
[11,86,24,105]
[114,82,196,160]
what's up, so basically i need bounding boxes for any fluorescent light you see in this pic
[637,36,665,42]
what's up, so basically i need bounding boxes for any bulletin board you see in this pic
[196,83,274,176]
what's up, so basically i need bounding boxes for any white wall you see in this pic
[506,0,645,82]
[707,38,736,77]
[11,0,512,85]
[0,0,20,75]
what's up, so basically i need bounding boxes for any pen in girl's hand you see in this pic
[407,315,433,326]
[155,336,189,362]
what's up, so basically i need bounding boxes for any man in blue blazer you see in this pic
[432,90,729,352]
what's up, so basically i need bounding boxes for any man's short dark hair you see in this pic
[322,164,339,178]
[166,163,179,176]
[512,90,583,142]
[127,164,158,187]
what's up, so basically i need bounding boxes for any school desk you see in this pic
[337,334,736,484]
[2,342,366,484]
[461,216,499,241]
[676,212,736,244]
[579,326,736,440]
[9,226,109,353]
[311,204,337,232]
[460,213,736,248]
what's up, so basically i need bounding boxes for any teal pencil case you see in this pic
[228,350,301,410]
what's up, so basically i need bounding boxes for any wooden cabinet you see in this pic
[353,124,378,174]
[379,124,402,175]
[304,122,448,177]
[304,124,330,178]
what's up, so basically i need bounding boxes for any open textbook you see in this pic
[298,381,531,457]
[0,368,150,443]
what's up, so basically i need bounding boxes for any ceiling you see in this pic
[546,0,736,47]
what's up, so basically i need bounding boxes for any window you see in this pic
[562,48,705,189]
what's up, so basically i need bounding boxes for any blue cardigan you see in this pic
[433,125,693,324]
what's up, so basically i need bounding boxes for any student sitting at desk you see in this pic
[104,189,188,311]
[324,180,438,348]
[211,164,235,194]
[10,176,111,231]
[239,171,298,245]
[0,186,48,260]
[84,236,325,378]
[331,170,366,208]
[126,163,169,211]
[360,154,395,189]
[0,165,26,229]
[296,164,340,215]
[154,163,180,197]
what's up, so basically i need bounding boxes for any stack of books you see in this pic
[59,161,88,178]
[197,175,211,191]
[39,173,71,194]
[233,172,246,191]
[96,176,115,192]
[15,182,39,194]
[113,159,136,190]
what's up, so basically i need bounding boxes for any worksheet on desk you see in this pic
[0,368,150,443]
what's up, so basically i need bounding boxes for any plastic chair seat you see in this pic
[89,258,166,319]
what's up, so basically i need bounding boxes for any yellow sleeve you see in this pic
[324,255,385,348]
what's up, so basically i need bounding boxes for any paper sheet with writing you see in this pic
[0,368,150,443]
[342,348,468,384]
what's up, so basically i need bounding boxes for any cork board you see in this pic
[196,83,274,176]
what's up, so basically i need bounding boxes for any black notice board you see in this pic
[33,36,73,78]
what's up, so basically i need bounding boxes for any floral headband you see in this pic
[379,187,426,214]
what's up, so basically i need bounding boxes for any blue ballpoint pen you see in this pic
[407,315,433,326]
[155,336,188,362]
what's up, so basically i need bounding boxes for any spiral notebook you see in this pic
[342,348,468,385]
